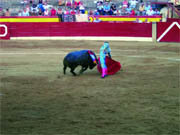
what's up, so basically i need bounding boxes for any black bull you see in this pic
[63,50,98,76]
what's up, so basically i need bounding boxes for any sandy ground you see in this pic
[0,40,179,135]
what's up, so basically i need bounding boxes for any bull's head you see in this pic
[88,50,98,69]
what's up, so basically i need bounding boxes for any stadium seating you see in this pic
[0,0,179,18]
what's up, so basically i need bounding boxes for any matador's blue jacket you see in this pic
[100,42,111,68]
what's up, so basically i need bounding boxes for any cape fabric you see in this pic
[97,56,121,75]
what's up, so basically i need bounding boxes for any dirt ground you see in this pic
[0,40,179,135]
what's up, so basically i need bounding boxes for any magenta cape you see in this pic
[97,56,122,75]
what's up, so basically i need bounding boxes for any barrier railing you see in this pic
[0,15,162,23]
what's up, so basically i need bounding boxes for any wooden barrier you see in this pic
[0,17,179,42]
[8,22,152,38]
[157,21,180,42]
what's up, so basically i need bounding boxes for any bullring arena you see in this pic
[0,0,180,134]
[0,39,179,134]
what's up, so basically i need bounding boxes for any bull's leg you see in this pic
[63,66,67,75]
[70,67,77,76]
[79,66,88,74]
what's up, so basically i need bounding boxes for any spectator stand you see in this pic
[151,1,180,18]
[0,0,179,22]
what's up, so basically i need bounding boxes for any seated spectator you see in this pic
[18,10,22,16]
[57,7,63,14]
[129,0,137,9]
[30,4,38,16]
[5,8,10,16]
[146,7,154,16]
[145,3,151,13]
[64,8,70,15]
[39,0,43,4]
[57,7,64,21]
[97,2,104,15]
[70,9,76,22]
[89,10,94,15]
[76,10,81,15]
[126,6,132,15]
[121,7,127,15]
[22,8,30,16]
[38,3,45,13]
[122,0,128,9]
[130,8,135,15]
[38,8,44,16]
[138,3,145,15]
[44,8,49,16]
[154,8,160,15]
[74,0,81,9]
[103,2,110,15]
[110,3,117,15]
[64,8,75,22]
[66,0,72,8]
[94,10,100,15]
[43,2,53,11]
[70,9,76,15]
[50,8,56,16]
[151,4,157,11]
[26,5,30,13]
[79,3,85,14]
[0,7,5,16]
[114,9,121,16]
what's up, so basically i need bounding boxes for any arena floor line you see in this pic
[11,37,153,42]
[0,52,179,62]
[0,49,177,54]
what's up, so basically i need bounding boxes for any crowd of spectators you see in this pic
[94,0,161,16]
[0,7,11,16]
[14,0,86,16]
[18,0,59,16]
[0,0,169,22]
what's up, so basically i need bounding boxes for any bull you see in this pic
[63,50,98,76]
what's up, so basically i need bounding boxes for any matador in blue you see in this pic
[99,41,111,78]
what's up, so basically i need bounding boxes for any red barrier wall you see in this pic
[157,21,180,42]
[7,22,152,38]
